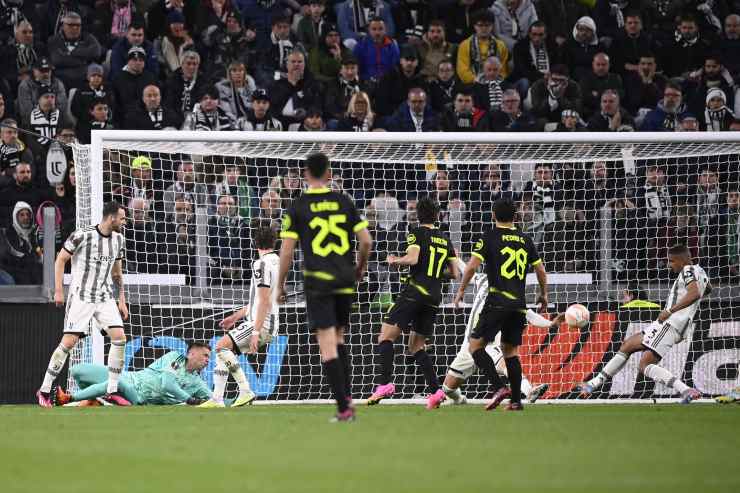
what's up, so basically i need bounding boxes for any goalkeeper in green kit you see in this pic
[55,342,212,406]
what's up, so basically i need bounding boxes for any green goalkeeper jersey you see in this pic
[127,351,211,405]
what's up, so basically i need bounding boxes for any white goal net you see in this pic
[70,131,740,402]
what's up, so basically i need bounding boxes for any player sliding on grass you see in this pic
[577,244,709,403]
[199,225,280,408]
[443,267,550,405]
[57,342,212,406]
[38,201,131,407]
[453,198,548,411]
[277,152,372,422]
[367,197,460,409]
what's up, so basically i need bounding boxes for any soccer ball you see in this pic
[565,304,590,328]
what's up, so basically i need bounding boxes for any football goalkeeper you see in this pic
[57,342,212,406]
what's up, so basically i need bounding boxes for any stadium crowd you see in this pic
[0,0,739,286]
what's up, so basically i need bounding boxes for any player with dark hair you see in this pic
[367,196,460,409]
[277,152,372,422]
[37,200,131,407]
[200,225,280,408]
[578,244,710,403]
[57,342,212,406]
[453,197,548,411]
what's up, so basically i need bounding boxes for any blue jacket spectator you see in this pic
[352,18,399,81]
[384,89,440,131]
[640,82,690,131]
[336,0,395,47]
[109,25,159,80]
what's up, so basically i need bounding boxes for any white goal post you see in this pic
[68,130,740,402]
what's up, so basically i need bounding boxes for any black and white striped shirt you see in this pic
[63,225,125,303]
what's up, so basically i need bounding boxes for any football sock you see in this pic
[323,358,348,412]
[644,364,690,394]
[520,376,533,399]
[337,344,352,398]
[505,356,523,403]
[106,340,126,394]
[377,340,394,385]
[218,348,250,396]
[212,353,229,402]
[442,384,463,403]
[472,348,505,390]
[413,349,440,393]
[41,343,70,392]
[588,351,628,389]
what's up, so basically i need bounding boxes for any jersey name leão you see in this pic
[402,226,457,305]
[280,188,368,291]
[247,252,280,333]
[63,225,125,303]
[665,264,708,336]
[472,226,541,309]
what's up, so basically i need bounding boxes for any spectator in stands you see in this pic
[385,86,439,132]
[209,163,258,219]
[271,167,302,208]
[685,55,736,117]
[0,163,46,228]
[125,197,158,273]
[163,159,208,216]
[156,194,196,278]
[529,64,583,123]
[208,193,250,283]
[296,0,328,51]
[563,16,604,81]
[255,15,305,86]
[486,88,541,131]
[76,98,113,143]
[457,9,510,85]
[428,60,458,113]
[194,0,239,36]
[696,167,724,272]
[202,9,252,79]
[0,119,33,185]
[441,86,483,132]
[112,46,158,127]
[258,189,282,221]
[0,201,41,284]
[110,20,158,80]
[289,107,325,131]
[635,164,672,222]
[587,89,635,131]
[324,55,365,122]
[270,51,322,128]
[125,84,183,130]
[720,14,740,82]
[418,20,457,81]
[186,87,235,131]
[542,202,587,272]
[0,20,42,92]
[535,0,590,48]
[375,45,426,117]
[308,23,352,84]
[48,163,75,241]
[677,113,700,131]
[610,193,640,281]
[579,53,624,119]
[155,10,196,79]
[640,81,690,131]
[366,191,404,263]
[725,187,740,277]
[146,0,198,42]
[623,52,666,123]
[472,56,512,113]
[581,160,616,270]
[47,12,103,90]
[491,0,539,53]
[509,21,558,95]
[216,61,257,123]
[352,17,399,82]
[91,0,140,49]
[661,14,712,78]
[523,163,560,240]
[17,58,67,128]
[429,168,466,249]
[337,0,396,49]
[701,88,735,131]
[337,91,375,131]
[236,89,283,131]
[609,11,653,79]
[121,155,155,204]
[469,163,511,232]
[163,50,206,123]
[24,88,64,167]
[70,64,112,131]
[593,0,649,43]
[0,92,10,123]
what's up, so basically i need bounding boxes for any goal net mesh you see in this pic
[70,133,740,402]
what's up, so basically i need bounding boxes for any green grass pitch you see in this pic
[2,404,738,492]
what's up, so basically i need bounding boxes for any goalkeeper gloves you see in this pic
[186,397,206,406]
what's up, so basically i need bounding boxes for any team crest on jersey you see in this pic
[281,214,292,231]
[407,233,416,245]
[254,265,263,280]
[474,239,484,251]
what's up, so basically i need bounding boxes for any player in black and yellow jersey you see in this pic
[453,198,548,411]
[277,152,372,422]
[367,197,460,409]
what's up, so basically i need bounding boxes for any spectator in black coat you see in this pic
[579,52,625,119]
[428,60,459,113]
[208,193,251,284]
[534,0,591,48]
[70,64,113,133]
[337,91,377,131]
[0,119,33,185]
[384,87,440,131]
[374,45,427,117]
[660,14,713,78]
[163,50,207,124]
[441,86,482,131]
[587,89,636,131]
[684,54,736,117]
[593,0,653,42]
[0,163,48,228]
[472,56,512,112]
[0,19,45,92]
[156,195,196,280]
[76,98,113,144]
[485,88,541,131]
[269,51,323,128]
[720,14,740,82]
[623,52,667,119]
[111,46,157,127]
[563,16,605,80]
[47,12,103,90]
[509,21,560,93]
[529,64,583,122]
[554,108,587,131]
[323,55,368,122]
[109,21,159,81]
[187,86,236,131]
[0,201,42,284]
[125,84,184,130]
[608,11,654,78]
[124,197,158,273]
[255,15,305,87]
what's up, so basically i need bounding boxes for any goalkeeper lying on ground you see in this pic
[55,342,212,406]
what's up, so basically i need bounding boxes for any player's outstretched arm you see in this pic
[355,227,372,281]
[277,237,297,303]
[453,256,482,307]
[220,306,250,330]
[159,372,195,404]
[658,280,702,322]
[112,259,128,321]
[533,262,548,313]
[387,244,420,267]
[446,256,461,281]
[54,249,72,307]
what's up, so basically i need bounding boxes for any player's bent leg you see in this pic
[442,375,467,405]
[408,332,444,409]
[210,334,255,408]
[38,334,79,407]
[579,333,643,395]
[638,349,698,403]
